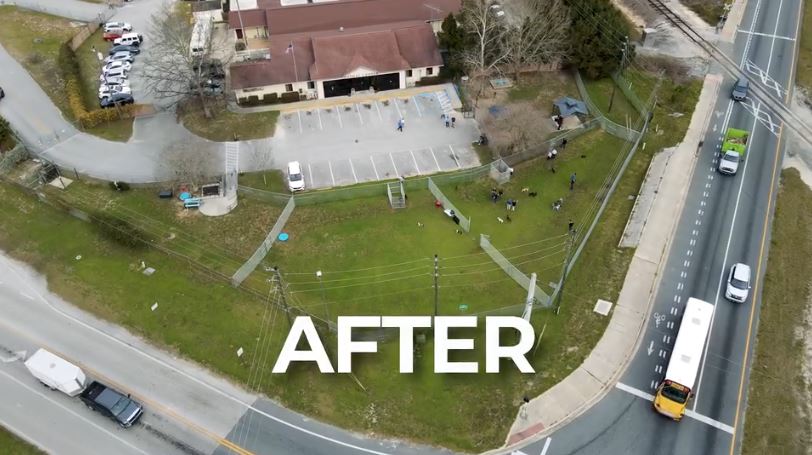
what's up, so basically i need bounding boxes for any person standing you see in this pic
[561,138,568,149]
[506,198,513,211]
[569,172,576,190]
[451,116,456,128]
[511,199,517,211]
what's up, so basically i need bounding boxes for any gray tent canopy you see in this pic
[554,96,588,117]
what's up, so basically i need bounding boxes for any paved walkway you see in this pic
[490,73,724,453]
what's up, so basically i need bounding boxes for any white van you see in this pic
[114,33,143,47]
[287,161,305,192]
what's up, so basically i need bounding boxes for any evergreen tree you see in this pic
[438,13,466,78]
[568,0,633,79]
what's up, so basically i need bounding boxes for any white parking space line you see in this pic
[19,291,34,301]
[328,161,336,186]
[429,147,441,171]
[410,150,421,173]
[736,30,796,41]
[394,99,402,118]
[297,110,303,134]
[317,109,323,130]
[349,160,358,183]
[356,104,363,124]
[336,106,344,128]
[370,156,380,180]
[389,153,399,177]
[412,96,422,117]
[615,383,733,434]
[308,163,313,186]
[449,145,461,168]
[375,101,383,122]
[540,437,553,455]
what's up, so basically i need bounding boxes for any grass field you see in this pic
[681,0,726,26]
[0,6,76,120]
[584,77,639,126]
[180,100,281,141]
[742,169,812,454]
[797,0,812,93]
[0,70,702,450]
[0,426,44,455]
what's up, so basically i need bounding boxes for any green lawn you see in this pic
[0,426,43,455]
[798,0,812,93]
[181,100,280,141]
[507,72,579,104]
[742,169,812,454]
[584,76,639,126]
[0,69,702,451]
[0,6,76,120]
[239,170,287,193]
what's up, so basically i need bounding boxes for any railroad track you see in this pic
[646,0,812,144]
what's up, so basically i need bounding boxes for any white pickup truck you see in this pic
[24,349,87,397]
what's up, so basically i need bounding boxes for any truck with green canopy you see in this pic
[718,127,749,175]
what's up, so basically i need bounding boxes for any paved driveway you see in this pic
[257,90,482,190]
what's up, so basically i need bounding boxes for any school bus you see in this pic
[653,297,714,420]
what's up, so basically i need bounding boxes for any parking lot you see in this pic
[266,89,482,189]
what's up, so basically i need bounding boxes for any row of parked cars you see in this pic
[99,22,144,108]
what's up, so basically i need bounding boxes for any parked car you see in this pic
[725,263,752,303]
[731,78,749,101]
[108,44,140,56]
[114,33,143,47]
[103,60,132,74]
[287,161,305,192]
[99,67,129,81]
[100,75,130,87]
[100,92,134,109]
[79,381,143,427]
[104,51,135,64]
[103,31,123,42]
[98,85,132,100]
[104,21,132,33]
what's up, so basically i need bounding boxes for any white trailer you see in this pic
[190,14,214,58]
[24,349,87,397]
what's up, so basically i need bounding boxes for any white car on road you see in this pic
[104,22,133,33]
[104,51,135,65]
[98,85,132,100]
[725,263,752,303]
[103,60,132,74]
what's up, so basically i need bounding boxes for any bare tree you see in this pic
[141,2,231,118]
[458,0,510,106]
[162,139,223,186]
[502,0,570,81]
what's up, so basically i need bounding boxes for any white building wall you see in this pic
[404,65,441,87]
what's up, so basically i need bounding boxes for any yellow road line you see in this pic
[727,2,804,452]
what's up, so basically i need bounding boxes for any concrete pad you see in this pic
[414,92,442,117]
[390,150,419,177]
[319,106,343,130]
[619,148,673,248]
[349,156,377,183]
[370,152,398,180]
[412,148,441,174]
[608,302,647,332]
[615,257,658,314]
[330,159,357,186]
[356,101,381,125]
[394,96,420,119]
[453,145,481,168]
[47,176,73,188]
[298,109,322,133]
[335,104,362,130]
[307,161,334,188]
[433,145,460,171]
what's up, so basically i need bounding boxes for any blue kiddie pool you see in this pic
[277,232,289,242]
[179,191,192,201]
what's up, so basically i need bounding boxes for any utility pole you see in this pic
[554,231,576,315]
[316,270,329,325]
[273,266,292,326]
[433,254,439,317]
[608,36,629,114]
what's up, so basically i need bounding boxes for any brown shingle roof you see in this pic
[231,35,314,89]
[229,0,461,34]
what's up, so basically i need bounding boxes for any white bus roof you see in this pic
[664,298,714,389]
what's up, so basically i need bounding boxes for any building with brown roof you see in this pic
[227,0,459,103]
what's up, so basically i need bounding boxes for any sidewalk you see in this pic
[490,73,723,453]
[227,83,463,114]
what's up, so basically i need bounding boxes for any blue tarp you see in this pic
[554,96,588,117]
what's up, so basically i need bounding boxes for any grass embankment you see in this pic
[0,426,44,455]
[180,100,281,141]
[742,169,812,454]
[797,0,812,93]
[681,0,726,26]
[0,70,701,451]
[584,76,639,126]
[0,6,76,118]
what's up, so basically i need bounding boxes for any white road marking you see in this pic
[615,383,734,434]
[370,156,380,180]
[297,110,303,134]
[374,101,383,122]
[308,163,313,187]
[19,292,34,301]
[540,437,552,455]
[412,96,422,117]
[429,147,441,171]
[449,145,461,169]
[410,150,421,173]
[355,104,363,124]
[389,153,399,177]
[687,250,693,257]
[316,108,323,130]
[336,105,344,128]
[348,160,358,183]
[394,99,402,118]
[328,161,336,186]
[736,29,795,41]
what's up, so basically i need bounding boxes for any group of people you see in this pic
[440,113,457,128]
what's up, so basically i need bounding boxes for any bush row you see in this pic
[237,91,304,107]
[80,105,136,128]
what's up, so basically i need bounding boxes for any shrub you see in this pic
[0,116,13,147]
[108,181,131,192]
[279,92,301,103]
[79,105,136,128]
[92,212,150,249]
[235,41,246,51]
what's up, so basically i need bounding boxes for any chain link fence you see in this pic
[427,177,470,232]
[231,195,296,286]
[574,70,643,143]
[479,234,551,307]
[611,72,648,117]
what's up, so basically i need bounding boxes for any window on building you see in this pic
[285,83,294,92]
[406,69,413,77]
[426,67,434,76]
[307,81,315,89]
[235,29,244,40]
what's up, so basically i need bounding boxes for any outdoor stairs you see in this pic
[387,182,406,209]
[436,90,454,118]
[225,142,239,175]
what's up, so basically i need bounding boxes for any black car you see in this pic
[79,381,143,427]
[108,44,141,56]
[100,92,135,109]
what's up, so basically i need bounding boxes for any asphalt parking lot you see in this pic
[269,89,482,190]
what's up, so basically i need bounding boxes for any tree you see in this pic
[502,0,570,81]
[141,3,231,118]
[568,0,633,79]
[162,139,222,186]
[437,13,466,78]
[457,0,510,106]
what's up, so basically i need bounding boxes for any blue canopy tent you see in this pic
[553,96,588,117]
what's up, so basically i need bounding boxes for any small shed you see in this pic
[554,96,588,118]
